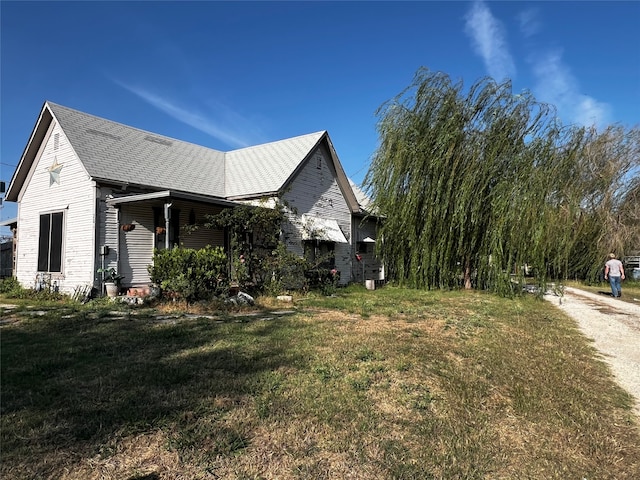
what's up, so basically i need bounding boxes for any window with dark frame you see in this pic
[37,211,64,272]
[303,240,335,269]
[358,242,370,254]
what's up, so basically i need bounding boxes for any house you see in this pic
[4,101,382,294]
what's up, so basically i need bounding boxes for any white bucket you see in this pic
[365,279,376,290]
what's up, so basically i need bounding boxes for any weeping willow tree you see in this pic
[617,176,640,253]
[558,126,640,280]
[364,68,639,295]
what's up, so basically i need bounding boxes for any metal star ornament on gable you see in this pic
[47,157,63,186]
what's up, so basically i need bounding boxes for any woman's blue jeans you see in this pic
[609,276,622,297]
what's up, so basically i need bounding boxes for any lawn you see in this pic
[566,279,640,305]
[1,285,639,479]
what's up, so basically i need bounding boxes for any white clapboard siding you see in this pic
[118,204,155,287]
[282,144,352,283]
[113,201,227,287]
[95,191,121,284]
[15,122,97,293]
[353,216,384,282]
[173,202,226,250]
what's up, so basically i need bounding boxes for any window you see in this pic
[303,240,335,269]
[38,211,64,272]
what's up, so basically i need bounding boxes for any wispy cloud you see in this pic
[464,0,516,82]
[517,8,540,39]
[114,80,255,148]
[517,8,612,128]
[464,2,612,129]
[529,50,611,128]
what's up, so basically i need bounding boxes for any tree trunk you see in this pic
[464,257,472,290]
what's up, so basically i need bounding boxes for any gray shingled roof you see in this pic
[48,102,228,197]
[225,131,325,198]
[48,102,328,200]
[349,178,373,212]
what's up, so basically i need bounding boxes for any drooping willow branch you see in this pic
[365,68,639,295]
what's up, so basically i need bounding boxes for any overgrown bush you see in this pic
[306,268,340,296]
[196,203,284,293]
[148,246,228,302]
[0,276,68,301]
[261,243,310,295]
[0,277,22,296]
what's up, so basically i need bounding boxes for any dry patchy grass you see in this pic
[1,286,639,479]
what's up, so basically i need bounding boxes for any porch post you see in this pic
[164,202,172,250]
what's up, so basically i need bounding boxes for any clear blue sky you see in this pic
[1,1,639,236]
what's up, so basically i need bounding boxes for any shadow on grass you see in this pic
[1,309,307,473]
[127,474,160,480]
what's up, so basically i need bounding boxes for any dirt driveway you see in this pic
[545,287,640,416]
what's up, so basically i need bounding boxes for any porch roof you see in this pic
[0,217,17,228]
[105,190,243,208]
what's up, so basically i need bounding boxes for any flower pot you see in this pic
[105,282,119,298]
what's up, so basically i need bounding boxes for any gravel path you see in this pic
[544,287,640,416]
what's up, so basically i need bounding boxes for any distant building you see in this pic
[0,218,16,278]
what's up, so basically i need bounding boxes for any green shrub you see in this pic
[197,203,284,293]
[148,246,228,302]
[0,276,23,296]
[261,243,309,295]
[0,276,68,301]
[306,268,340,296]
